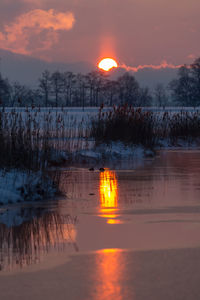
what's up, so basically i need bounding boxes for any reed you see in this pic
[0,107,89,202]
[0,107,89,169]
[91,105,158,147]
[91,105,200,146]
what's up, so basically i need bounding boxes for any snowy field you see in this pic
[1,106,200,130]
[1,106,200,139]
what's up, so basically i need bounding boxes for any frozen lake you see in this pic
[0,150,200,299]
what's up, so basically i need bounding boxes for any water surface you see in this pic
[1,150,200,299]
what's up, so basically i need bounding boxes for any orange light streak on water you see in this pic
[94,249,126,300]
[99,169,120,224]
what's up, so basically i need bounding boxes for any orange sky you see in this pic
[0,0,199,68]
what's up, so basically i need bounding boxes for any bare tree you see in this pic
[154,83,168,107]
[39,70,51,106]
[10,82,31,106]
[63,72,76,106]
[51,71,63,107]
[75,73,87,109]
[0,73,11,106]
[139,87,152,107]
[191,58,200,106]
[86,71,106,106]
[169,65,195,106]
[117,73,140,105]
[103,79,118,106]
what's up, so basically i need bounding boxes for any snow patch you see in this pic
[75,142,147,163]
[0,170,56,205]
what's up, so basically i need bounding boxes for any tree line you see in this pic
[0,57,200,107]
[0,70,152,107]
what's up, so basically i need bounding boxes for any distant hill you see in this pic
[0,49,178,89]
[134,68,178,89]
[109,67,178,89]
[0,49,93,87]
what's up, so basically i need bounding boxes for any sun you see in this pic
[98,58,118,71]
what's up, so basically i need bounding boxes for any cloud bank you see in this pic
[0,9,75,57]
[120,61,183,73]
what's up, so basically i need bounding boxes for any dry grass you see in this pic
[91,105,158,147]
[0,107,90,201]
[91,105,200,146]
[0,107,89,170]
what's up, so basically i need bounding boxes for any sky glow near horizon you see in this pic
[0,0,199,69]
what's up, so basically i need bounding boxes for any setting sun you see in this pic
[98,58,118,71]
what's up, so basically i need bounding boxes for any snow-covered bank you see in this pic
[69,139,200,169]
[157,138,200,149]
[76,142,145,161]
[0,170,57,205]
[69,142,156,170]
[50,138,200,169]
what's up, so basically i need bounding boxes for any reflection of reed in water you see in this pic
[0,209,78,271]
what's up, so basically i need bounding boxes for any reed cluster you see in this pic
[91,105,200,146]
[91,105,158,147]
[0,107,89,170]
[0,107,90,203]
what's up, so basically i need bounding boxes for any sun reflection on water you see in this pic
[94,248,126,300]
[99,169,121,224]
